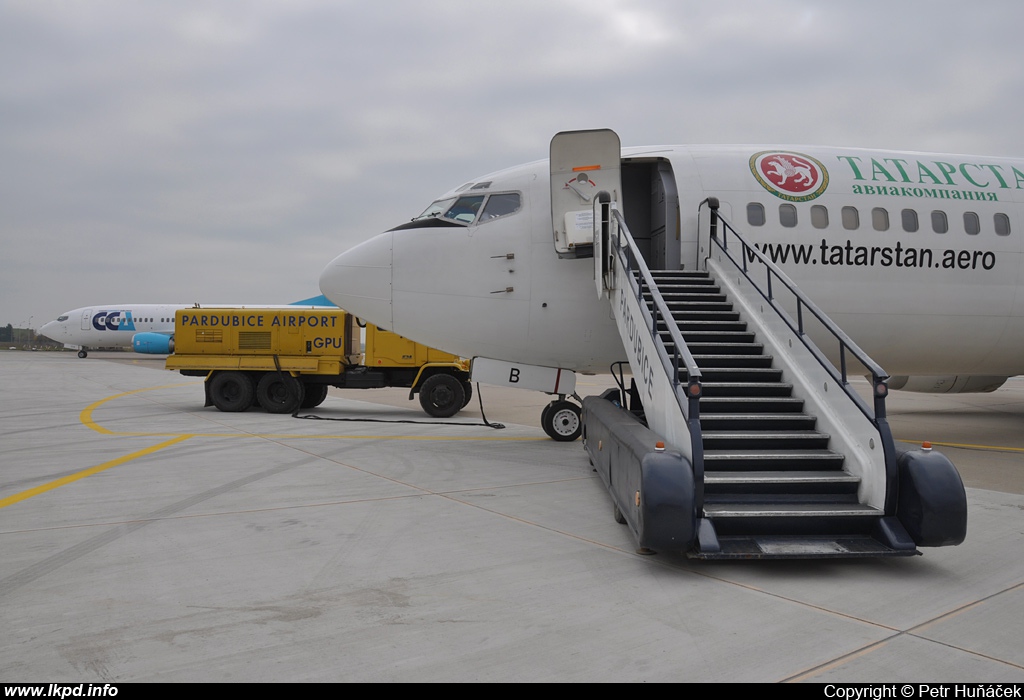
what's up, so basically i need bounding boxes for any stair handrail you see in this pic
[599,195,705,508]
[699,197,899,513]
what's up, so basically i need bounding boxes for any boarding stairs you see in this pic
[590,193,920,559]
[644,268,903,558]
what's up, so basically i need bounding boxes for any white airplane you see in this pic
[320,131,1023,428]
[39,295,334,357]
[319,128,989,558]
[39,304,184,357]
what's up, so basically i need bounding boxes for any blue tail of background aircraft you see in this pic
[289,294,336,307]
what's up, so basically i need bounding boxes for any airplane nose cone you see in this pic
[39,321,61,341]
[319,232,393,328]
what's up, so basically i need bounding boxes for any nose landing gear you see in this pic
[541,398,582,442]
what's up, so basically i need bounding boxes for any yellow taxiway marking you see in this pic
[79,383,189,435]
[6,384,547,509]
[0,436,190,510]
[79,385,545,442]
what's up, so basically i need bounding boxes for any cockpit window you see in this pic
[416,198,456,220]
[57,315,68,322]
[415,195,483,223]
[414,192,520,226]
[480,193,521,221]
[444,196,485,223]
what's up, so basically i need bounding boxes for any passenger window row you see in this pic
[746,202,1011,236]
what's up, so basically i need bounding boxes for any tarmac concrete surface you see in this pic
[1,351,1022,682]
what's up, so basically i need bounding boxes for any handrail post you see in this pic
[873,376,889,422]
[687,379,704,514]
[707,197,720,241]
[871,375,898,515]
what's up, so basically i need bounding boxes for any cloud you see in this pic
[3,0,1024,328]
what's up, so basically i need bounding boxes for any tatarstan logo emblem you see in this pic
[750,151,829,202]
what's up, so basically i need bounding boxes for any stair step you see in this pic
[647,271,712,280]
[669,321,748,332]
[653,293,726,302]
[647,293,727,302]
[665,330,757,344]
[668,310,741,322]
[703,502,881,537]
[702,431,831,450]
[667,308,737,318]
[643,280,715,290]
[703,449,845,470]
[699,396,805,412]
[700,413,816,430]
[699,382,795,397]
[692,354,774,368]
[704,492,861,505]
[704,502,878,518]
[641,286,714,295]
[705,470,855,483]
[657,296,726,305]
[681,368,783,383]
[686,343,765,355]
[689,535,918,559]
[704,470,859,495]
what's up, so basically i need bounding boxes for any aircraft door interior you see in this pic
[621,159,681,271]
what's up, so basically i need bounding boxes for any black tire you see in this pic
[540,401,554,431]
[613,503,627,525]
[418,373,465,418]
[301,383,329,409]
[78,349,88,358]
[461,381,473,408]
[209,372,254,412]
[257,372,305,414]
[542,400,582,442]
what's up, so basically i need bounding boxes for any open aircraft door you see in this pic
[550,130,622,296]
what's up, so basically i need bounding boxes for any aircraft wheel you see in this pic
[613,503,627,525]
[209,371,254,412]
[418,373,465,418]
[542,400,582,442]
[301,383,329,409]
[461,381,473,408]
[78,350,88,358]
[257,373,305,414]
[540,401,554,431]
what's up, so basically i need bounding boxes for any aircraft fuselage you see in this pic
[39,304,183,352]
[319,143,1024,382]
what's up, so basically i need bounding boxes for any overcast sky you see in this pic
[3,0,1023,330]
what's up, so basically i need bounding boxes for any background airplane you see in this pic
[39,295,335,357]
